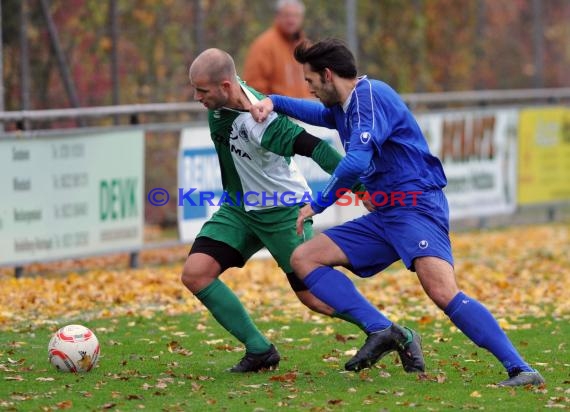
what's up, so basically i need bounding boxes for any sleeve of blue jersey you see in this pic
[310,149,372,213]
[269,95,335,129]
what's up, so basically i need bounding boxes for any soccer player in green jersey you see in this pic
[182,48,424,373]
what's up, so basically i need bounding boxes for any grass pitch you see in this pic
[1,311,567,411]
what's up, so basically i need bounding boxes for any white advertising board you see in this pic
[0,131,145,265]
[416,109,518,220]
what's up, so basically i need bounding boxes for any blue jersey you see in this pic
[270,76,447,212]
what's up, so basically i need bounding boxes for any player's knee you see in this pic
[181,261,202,292]
[290,245,308,272]
[180,263,193,289]
[181,256,221,293]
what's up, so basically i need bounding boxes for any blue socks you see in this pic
[445,291,533,374]
[305,267,532,375]
[304,266,392,334]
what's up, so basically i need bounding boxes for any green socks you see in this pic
[195,279,271,354]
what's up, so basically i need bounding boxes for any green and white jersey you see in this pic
[208,81,311,211]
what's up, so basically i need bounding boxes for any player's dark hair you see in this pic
[294,38,357,79]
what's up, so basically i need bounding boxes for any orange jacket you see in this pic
[243,25,312,98]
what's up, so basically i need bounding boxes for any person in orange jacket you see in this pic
[243,0,312,98]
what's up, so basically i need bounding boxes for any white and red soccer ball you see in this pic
[48,324,100,373]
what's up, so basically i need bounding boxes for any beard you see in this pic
[317,90,337,107]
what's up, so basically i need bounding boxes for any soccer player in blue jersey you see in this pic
[250,38,544,387]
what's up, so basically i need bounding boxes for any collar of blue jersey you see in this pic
[342,75,368,113]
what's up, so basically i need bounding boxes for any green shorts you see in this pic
[196,204,313,273]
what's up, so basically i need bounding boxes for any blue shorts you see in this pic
[324,190,454,276]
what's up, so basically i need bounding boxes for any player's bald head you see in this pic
[189,48,237,84]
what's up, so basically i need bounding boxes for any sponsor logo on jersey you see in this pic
[238,124,249,142]
[230,144,252,160]
[360,131,371,144]
[228,122,252,159]
[418,240,429,249]
[230,122,249,142]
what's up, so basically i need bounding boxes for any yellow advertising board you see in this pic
[518,107,570,204]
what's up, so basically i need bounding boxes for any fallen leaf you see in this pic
[56,400,73,409]
[269,372,297,382]
[4,375,24,381]
[167,341,180,353]
[0,224,568,336]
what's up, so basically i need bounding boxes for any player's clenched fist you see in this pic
[250,97,274,123]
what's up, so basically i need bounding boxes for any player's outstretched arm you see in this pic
[252,94,335,129]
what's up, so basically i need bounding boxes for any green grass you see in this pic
[1,312,568,411]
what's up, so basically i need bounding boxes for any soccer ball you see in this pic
[48,324,100,373]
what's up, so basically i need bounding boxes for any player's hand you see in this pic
[296,204,316,236]
[362,198,376,212]
[250,98,274,123]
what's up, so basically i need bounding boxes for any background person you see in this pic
[242,0,312,98]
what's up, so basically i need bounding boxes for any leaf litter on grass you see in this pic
[1,224,568,331]
[0,225,568,408]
